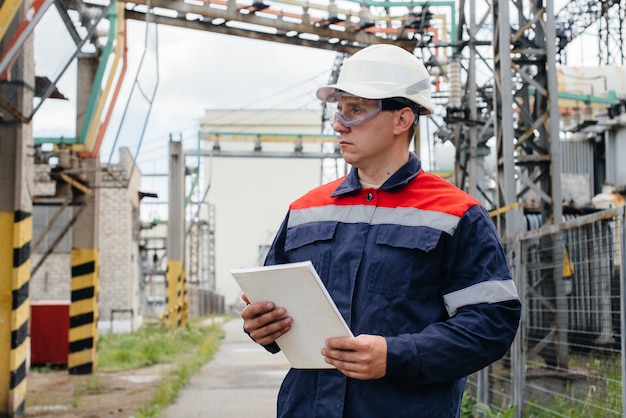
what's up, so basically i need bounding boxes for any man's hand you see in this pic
[322,335,387,380]
[240,294,292,346]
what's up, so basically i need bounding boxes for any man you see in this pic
[241,44,521,418]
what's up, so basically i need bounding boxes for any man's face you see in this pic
[331,95,398,170]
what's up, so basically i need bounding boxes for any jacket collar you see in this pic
[331,153,422,197]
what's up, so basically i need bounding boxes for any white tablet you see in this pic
[231,261,354,369]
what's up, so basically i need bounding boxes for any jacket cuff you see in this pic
[385,335,420,378]
[264,342,281,354]
[243,325,281,354]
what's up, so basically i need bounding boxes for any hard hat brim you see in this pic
[316,83,435,116]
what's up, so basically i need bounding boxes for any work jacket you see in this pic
[263,153,521,418]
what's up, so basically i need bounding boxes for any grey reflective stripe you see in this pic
[288,205,374,227]
[288,205,459,235]
[372,207,458,234]
[404,77,432,95]
[444,280,520,317]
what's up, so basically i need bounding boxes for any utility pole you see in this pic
[0,1,33,415]
[67,55,100,375]
[165,139,187,327]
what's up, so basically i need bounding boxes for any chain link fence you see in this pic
[466,206,625,417]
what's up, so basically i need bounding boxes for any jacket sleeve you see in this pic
[385,205,522,383]
[245,212,291,355]
[264,212,291,266]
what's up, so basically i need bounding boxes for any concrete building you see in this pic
[200,109,341,307]
[31,147,144,333]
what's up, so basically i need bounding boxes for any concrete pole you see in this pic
[0,1,34,415]
[165,140,187,327]
[67,55,100,375]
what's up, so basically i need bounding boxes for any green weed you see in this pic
[133,319,224,418]
[98,317,223,371]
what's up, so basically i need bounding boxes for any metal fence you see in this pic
[466,206,625,417]
[187,285,225,318]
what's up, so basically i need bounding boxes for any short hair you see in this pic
[381,97,420,139]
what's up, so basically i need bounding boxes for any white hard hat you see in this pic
[316,44,435,116]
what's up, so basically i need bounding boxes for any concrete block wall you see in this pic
[98,148,143,333]
[30,253,71,301]
[98,187,136,330]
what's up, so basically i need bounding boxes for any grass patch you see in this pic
[98,319,215,371]
[136,320,224,417]
[98,316,226,417]
[99,318,223,371]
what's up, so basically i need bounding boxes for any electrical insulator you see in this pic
[57,146,71,169]
[561,111,571,127]
[448,59,462,110]
[328,0,338,20]
[584,103,593,121]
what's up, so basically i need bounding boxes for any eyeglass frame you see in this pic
[325,92,383,127]
[325,92,421,127]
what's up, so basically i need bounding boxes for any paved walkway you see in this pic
[164,317,290,417]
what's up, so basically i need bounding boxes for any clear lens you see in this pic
[327,94,382,127]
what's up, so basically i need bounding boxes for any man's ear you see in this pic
[393,107,415,135]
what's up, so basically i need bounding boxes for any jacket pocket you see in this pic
[284,222,337,284]
[368,226,443,299]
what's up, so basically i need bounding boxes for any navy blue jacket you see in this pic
[264,153,521,417]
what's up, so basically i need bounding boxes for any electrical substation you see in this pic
[2,0,626,416]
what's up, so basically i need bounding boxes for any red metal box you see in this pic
[30,301,70,366]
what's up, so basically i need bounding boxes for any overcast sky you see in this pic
[29,17,340,220]
[33,18,338,169]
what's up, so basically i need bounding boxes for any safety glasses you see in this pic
[325,92,383,127]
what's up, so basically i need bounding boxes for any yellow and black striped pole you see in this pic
[164,140,187,328]
[67,54,102,375]
[165,260,183,327]
[181,270,188,326]
[1,1,34,414]
[0,210,31,417]
[68,248,99,374]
